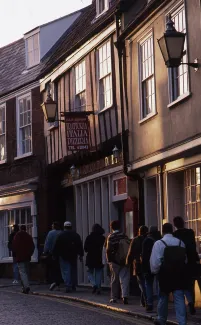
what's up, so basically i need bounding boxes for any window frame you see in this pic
[75,60,86,112]
[138,31,156,121]
[25,32,40,69]
[167,4,189,104]
[97,40,113,112]
[96,0,109,17]
[0,103,6,163]
[16,93,32,158]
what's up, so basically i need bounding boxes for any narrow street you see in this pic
[0,290,151,325]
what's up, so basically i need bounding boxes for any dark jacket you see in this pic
[53,229,84,261]
[174,228,199,265]
[12,231,35,263]
[127,235,147,275]
[84,226,105,269]
[142,231,161,274]
[8,231,18,258]
[106,231,128,265]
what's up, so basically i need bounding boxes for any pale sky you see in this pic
[0,0,92,47]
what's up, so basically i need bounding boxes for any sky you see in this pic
[0,0,92,47]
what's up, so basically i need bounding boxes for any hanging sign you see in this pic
[65,113,90,151]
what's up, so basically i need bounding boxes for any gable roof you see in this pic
[39,0,119,78]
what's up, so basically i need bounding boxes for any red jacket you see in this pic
[12,231,35,263]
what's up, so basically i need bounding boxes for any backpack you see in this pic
[160,239,186,273]
[115,237,130,265]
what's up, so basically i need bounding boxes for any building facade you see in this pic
[118,0,201,305]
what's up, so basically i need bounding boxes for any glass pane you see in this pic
[27,208,32,224]
[196,168,200,185]
[15,210,20,225]
[21,209,26,224]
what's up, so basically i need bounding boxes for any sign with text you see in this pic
[66,114,90,151]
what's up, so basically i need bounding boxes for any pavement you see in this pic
[0,279,201,325]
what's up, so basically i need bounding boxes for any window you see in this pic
[0,104,6,161]
[98,41,113,111]
[17,94,32,156]
[185,167,201,254]
[75,61,86,111]
[139,33,156,119]
[96,0,109,16]
[169,6,188,102]
[26,33,40,68]
[0,207,32,259]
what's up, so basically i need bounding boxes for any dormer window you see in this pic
[96,0,109,17]
[25,32,40,68]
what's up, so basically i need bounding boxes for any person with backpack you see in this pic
[106,220,130,304]
[150,223,187,325]
[126,225,148,308]
[53,221,84,293]
[8,224,19,284]
[173,216,199,315]
[142,226,161,312]
[84,224,105,294]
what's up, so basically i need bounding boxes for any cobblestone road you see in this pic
[0,290,150,325]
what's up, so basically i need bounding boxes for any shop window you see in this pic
[185,167,201,253]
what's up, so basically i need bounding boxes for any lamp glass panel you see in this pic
[46,103,57,121]
[158,36,169,62]
[165,36,185,59]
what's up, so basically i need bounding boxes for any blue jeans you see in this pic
[59,258,77,289]
[145,274,155,306]
[87,268,102,289]
[13,262,19,281]
[157,290,186,325]
[137,274,147,306]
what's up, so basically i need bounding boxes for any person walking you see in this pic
[127,225,148,307]
[84,224,105,294]
[12,225,35,294]
[173,216,199,315]
[141,226,161,312]
[53,221,84,293]
[43,221,62,291]
[106,220,130,304]
[150,223,187,325]
[8,224,19,284]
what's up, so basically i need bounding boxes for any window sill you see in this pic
[97,105,113,114]
[168,92,191,109]
[14,153,33,161]
[0,159,7,165]
[139,112,158,124]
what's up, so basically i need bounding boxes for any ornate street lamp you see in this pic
[158,15,199,70]
[112,145,119,160]
[41,87,57,123]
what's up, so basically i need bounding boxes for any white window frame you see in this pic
[96,0,109,17]
[98,40,113,112]
[75,60,86,112]
[25,32,40,68]
[0,103,6,163]
[138,32,156,120]
[16,93,32,158]
[168,4,189,104]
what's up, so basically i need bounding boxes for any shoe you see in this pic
[96,289,101,295]
[110,299,117,303]
[12,280,18,284]
[188,302,196,315]
[66,287,72,293]
[92,286,97,294]
[146,305,153,313]
[22,287,30,294]
[72,286,76,292]
[49,283,57,291]
[123,297,128,305]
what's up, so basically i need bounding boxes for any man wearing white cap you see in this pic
[53,221,84,293]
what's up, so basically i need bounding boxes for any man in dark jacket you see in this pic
[173,216,199,315]
[53,221,84,293]
[127,225,148,307]
[84,224,105,294]
[8,224,19,284]
[12,225,35,294]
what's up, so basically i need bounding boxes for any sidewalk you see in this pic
[0,279,200,325]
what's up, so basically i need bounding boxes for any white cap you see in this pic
[64,221,72,227]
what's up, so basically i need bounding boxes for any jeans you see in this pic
[50,257,62,286]
[145,274,158,306]
[109,263,130,299]
[18,262,30,289]
[157,290,186,325]
[137,274,147,306]
[88,268,102,289]
[59,258,77,289]
[13,262,19,281]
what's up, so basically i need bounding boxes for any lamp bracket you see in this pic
[181,59,199,71]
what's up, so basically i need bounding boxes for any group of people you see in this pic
[8,216,200,325]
